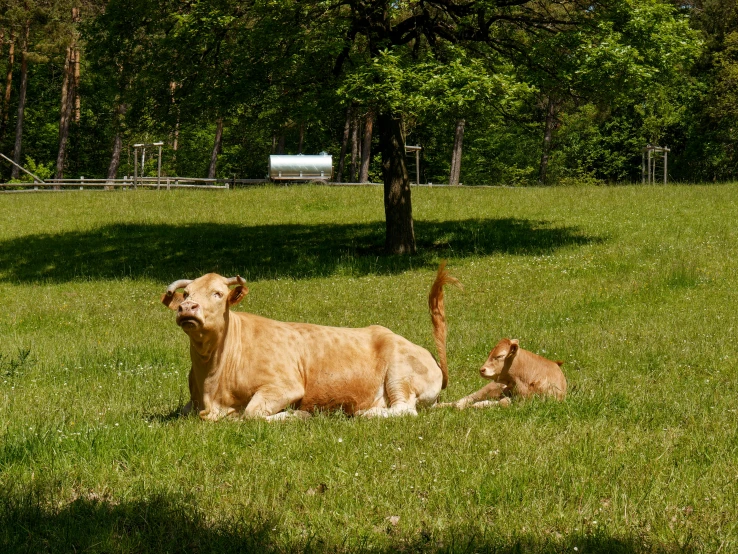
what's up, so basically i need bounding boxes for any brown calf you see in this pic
[439,338,566,409]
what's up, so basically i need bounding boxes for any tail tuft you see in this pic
[428,261,463,389]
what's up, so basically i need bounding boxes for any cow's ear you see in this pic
[507,339,519,357]
[162,292,184,311]
[228,285,249,306]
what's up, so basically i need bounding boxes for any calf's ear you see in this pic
[161,292,184,311]
[508,339,519,357]
[228,285,249,306]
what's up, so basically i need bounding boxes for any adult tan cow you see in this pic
[162,263,461,421]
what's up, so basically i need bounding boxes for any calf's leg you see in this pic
[454,381,507,409]
[471,397,512,409]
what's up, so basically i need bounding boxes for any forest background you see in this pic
[0,0,736,189]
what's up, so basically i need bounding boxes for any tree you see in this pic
[10,18,29,180]
[676,0,738,180]
[0,29,14,143]
[326,0,605,252]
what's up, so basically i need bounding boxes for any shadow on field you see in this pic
[0,493,688,554]
[0,218,601,284]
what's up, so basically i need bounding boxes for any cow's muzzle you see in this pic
[480,366,496,378]
[176,302,202,327]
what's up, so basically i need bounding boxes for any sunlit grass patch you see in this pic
[1,184,738,552]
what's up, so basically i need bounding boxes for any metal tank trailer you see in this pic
[268,153,333,181]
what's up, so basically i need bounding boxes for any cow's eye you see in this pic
[183,291,189,299]
[213,291,223,298]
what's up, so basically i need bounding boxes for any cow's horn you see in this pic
[225,275,246,287]
[165,279,193,296]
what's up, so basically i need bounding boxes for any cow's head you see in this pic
[162,273,248,337]
[480,338,519,379]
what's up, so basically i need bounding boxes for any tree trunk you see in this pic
[0,33,15,144]
[170,82,179,165]
[378,111,415,255]
[55,46,75,181]
[0,30,4,133]
[449,118,465,186]
[107,102,126,185]
[539,96,556,185]
[359,110,373,183]
[336,105,351,182]
[173,120,180,153]
[208,117,224,179]
[350,112,359,182]
[73,47,80,122]
[72,7,81,122]
[11,22,30,181]
[298,122,304,154]
[276,134,285,154]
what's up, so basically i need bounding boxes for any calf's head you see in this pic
[480,338,519,378]
[161,273,248,336]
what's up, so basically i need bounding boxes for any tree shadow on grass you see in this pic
[0,218,603,284]
[1,493,691,554]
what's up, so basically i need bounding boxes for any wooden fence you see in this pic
[0,176,271,191]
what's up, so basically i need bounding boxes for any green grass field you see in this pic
[1,184,737,553]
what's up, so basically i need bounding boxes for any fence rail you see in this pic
[0,177,477,192]
[0,177,271,191]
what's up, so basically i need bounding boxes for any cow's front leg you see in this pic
[242,385,305,420]
[199,406,236,421]
[184,367,203,416]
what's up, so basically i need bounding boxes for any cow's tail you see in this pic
[428,260,463,389]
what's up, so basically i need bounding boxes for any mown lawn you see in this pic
[1,184,737,553]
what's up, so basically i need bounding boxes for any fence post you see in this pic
[80,176,84,190]
[663,149,668,185]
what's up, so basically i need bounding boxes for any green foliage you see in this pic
[1,0,735,185]
[23,156,52,180]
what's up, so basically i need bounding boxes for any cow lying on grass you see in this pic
[436,338,566,409]
[162,264,461,421]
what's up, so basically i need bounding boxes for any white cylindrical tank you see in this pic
[269,154,333,181]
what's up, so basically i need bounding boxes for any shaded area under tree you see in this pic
[0,218,603,284]
[0,491,690,554]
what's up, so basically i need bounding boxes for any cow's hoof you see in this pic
[265,410,312,422]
